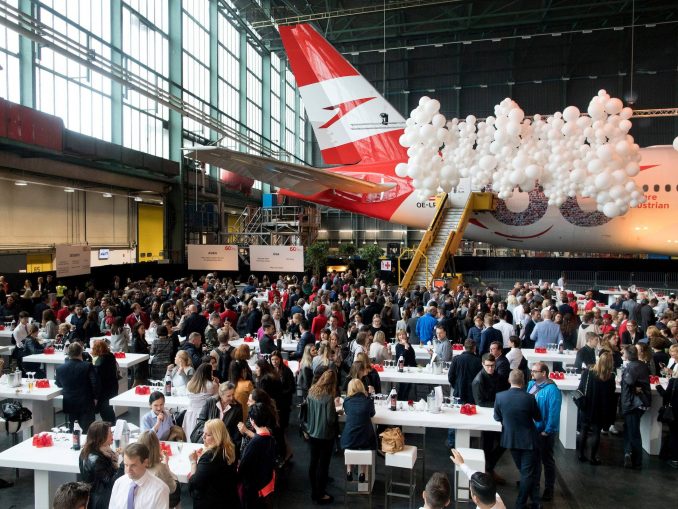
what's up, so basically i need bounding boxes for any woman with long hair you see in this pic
[306,369,339,504]
[394,329,417,399]
[188,419,240,508]
[577,351,617,464]
[229,359,255,416]
[41,308,58,340]
[237,388,280,456]
[636,342,657,375]
[109,316,129,353]
[238,403,278,509]
[299,343,317,398]
[355,351,382,394]
[83,311,101,346]
[600,332,623,369]
[78,421,121,509]
[131,321,150,385]
[560,313,578,350]
[167,350,195,390]
[270,350,296,463]
[91,339,118,424]
[341,379,376,482]
[183,363,219,440]
[368,330,391,364]
[136,430,180,507]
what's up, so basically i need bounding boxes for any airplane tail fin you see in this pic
[279,24,407,165]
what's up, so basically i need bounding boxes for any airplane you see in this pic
[192,23,678,256]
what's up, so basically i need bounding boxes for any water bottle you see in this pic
[72,421,82,450]
[10,319,15,331]
[164,373,172,396]
[389,387,397,411]
[120,421,130,451]
[398,355,404,373]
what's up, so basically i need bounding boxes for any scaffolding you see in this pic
[222,205,320,247]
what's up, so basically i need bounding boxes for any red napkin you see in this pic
[373,364,384,372]
[549,372,565,380]
[160,442,173,457]
[407,400,414,406]
[535,347,547,354]
[452,344,463,351]
[43,346,55,354]
[36,379,51,388]
[135,385,150,395]
[460,404,477,415]
[105,331,112,336]
[32,433,54,448]
[244,336,254,343]
[114,352,126,359]
[649,375,660,384]
[0,325,5,331]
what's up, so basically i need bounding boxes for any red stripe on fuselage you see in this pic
[320,129,408,165]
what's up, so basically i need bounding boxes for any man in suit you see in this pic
[55,342,98,432]
[179,332,204,369]
[479,315,503,356]
[490,341,511,392]
[494,369,542,509]
[574,332,598,372]
[181,304,209,341]
[447,339,482,447]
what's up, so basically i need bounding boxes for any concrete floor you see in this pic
[1,410,676,509]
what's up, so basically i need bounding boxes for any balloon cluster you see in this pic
[396,90,647,218]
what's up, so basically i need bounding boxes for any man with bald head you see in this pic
[180,304,208,341]
[530,309,563,348]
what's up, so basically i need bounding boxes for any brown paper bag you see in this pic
[379,427,404,453]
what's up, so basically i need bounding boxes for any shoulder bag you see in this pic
[572,370,589,410]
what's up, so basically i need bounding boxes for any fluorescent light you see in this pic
[427,88,435,92]
[405,47,414,50]
[102,192,113,198]
[318,229,328,233]
[402,90,410,94]
[378,49,387,53]
[64,188,75,193]
[462,41,472,45]
[552,33,562,37]
[339,230,352,233]
[349,51,359,56]
[134,197,143,202]
[14,180,27,186]
[479,84,487,88]
[521,35,531,40]
[582,30,593,34]
[561,76,570,81]
[434,43,443,48]
[645,24,656,28]
[507,81,515,86]
[613,27,624,31]
[491,38,501,42]
[533,80,542,84]
[589,75,597,79]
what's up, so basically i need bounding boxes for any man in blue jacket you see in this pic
[526,361,562,502]
[416,303,438,345]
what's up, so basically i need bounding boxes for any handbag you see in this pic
[379,427,404,453]
[298,399,310,441]
[1,400,33,433]
[658,383,675,423]
[572,370,589,410]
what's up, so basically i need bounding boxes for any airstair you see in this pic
[399,192,496,289]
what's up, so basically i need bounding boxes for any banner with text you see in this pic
[55,244,91,277]
[187,244,239,271]
[249,245,304,273]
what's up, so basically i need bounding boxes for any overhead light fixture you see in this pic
[507,81,515,86]
[521,35,531,39]
[462,41,472,45]
[479,84,488,88]
[102,192,113,198]
[582,30,593,34]
[402,90,410,94]
[64,187,75,193]
[552,33,562,37]
[434,43,443,48]
[645,24,656,28]
[349,51,359,56]
[613,27,624,31]
[427,88,435,92]
[453,86,461,90]
[134,197,143,202]
[158,200,164,205]
[378,49,386,53]
[491,38,501,42]
[14,180,27,186]
[589,75,598,79]
[405,46,414,50]
[561,76,570,81]
[533,80,542,84]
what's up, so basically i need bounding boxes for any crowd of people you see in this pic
[1,271,678,508]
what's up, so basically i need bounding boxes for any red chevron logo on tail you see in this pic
[319,97,375,129]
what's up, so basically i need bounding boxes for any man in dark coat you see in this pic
[473,353,506,483]
[180,332,204,369]
[245,300,263,335]
[448,339,482,404]
[55,342,98,432]
[494,369,542,509]
[181,304,208,341]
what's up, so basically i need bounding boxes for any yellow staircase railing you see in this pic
[399,192,448,289]
[399,192,496,289]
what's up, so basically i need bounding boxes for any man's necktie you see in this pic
[127,481,138,509]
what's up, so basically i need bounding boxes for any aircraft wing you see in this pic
[186,146,395,196]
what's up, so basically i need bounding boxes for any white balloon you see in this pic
[479,155,497,171]
[603,202,621,217]
[618,119,632,132]
[605,98,623,115]
[594,172,611,190]
[597,145,613,161]
[625,162,640,177]
[620,107,634,120]
[395,162,408,177]
[525,164,540,179]
[432,114,446,128]
[673,136,678,151]
[562,106,580,123]
[418,96,430,106]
